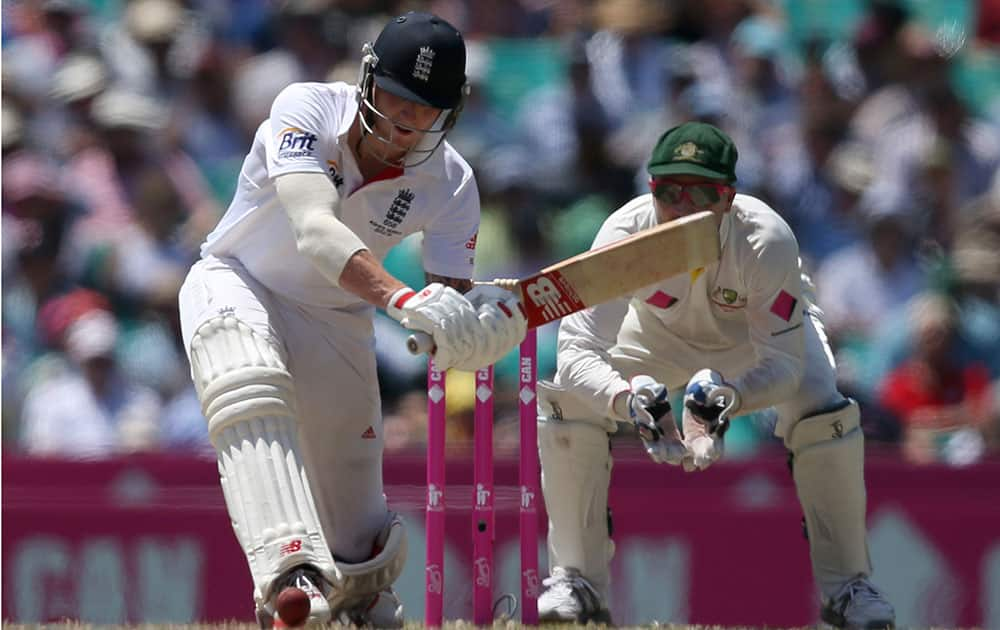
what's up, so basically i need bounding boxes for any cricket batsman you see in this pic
[535,122,895,629]
[177,12,526,627]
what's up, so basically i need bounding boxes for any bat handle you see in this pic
[407,331,435,355]
[489,278,519,291]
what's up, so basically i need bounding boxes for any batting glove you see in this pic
[456,284,528,370]
[387,284,479,371]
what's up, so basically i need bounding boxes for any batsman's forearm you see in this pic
[276,172,370,288]
[339,250,407,309]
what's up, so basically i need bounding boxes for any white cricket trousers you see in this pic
[178,255,388,563]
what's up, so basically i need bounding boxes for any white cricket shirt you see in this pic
[202,81,480,308]
[556,193,813,417]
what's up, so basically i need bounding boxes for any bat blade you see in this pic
[516,210,719,327]
[406,210,720,354]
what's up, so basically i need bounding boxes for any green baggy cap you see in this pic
[647,122,738,181]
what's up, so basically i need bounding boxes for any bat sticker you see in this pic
[520,272,585,326]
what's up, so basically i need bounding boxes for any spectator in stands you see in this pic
[777,117,869,270]
[880,293,996,465]
[1,0,94,104]
[863,80,1000,250]
[860,180,1000,389]
[47,54,110,157]
[100,0,206,100]
[726,14,798,196]
[168,46,246,202]
[20,290,161,457]
[269,0,346,82]
[64,88,219,289]
[3,0,1000,466]
[816,208,926,346]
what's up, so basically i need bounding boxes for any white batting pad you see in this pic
[786,399,872,598]
[538,390,615,600]
[329,512,407,613]
[189,313,338,602]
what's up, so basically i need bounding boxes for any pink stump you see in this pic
[425,359,446,626]
[472,366,495,624]
[519,330,540,624]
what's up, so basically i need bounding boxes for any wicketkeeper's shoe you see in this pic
[538,567,613,625]
[335,588,404,629]
[821,574,895,630]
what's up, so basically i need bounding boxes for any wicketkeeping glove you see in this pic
[681,368,740,471]
[683,368,740,435]
[627,375,687,465]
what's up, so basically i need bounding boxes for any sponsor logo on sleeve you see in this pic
[769,290,798,321]
[464,232,478,264]
[276,127,318,160]
[645,291,677,309]
[326,160,345,189]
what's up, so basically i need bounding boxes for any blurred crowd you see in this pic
[3,0,1000,466]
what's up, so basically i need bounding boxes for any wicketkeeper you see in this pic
[536,122,895,629]
[178,12,526,627]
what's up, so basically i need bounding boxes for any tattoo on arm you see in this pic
[426,273,473,294]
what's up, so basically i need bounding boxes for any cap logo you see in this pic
[673,141,704,163]
[413,46,435,82]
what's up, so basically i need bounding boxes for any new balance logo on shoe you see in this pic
[362,426,376,439]
[279,539,303,556]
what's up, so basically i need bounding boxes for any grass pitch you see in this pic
[0,624,978,630]
[0,623,799,630]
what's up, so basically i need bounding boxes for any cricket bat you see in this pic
[407,210,720,354]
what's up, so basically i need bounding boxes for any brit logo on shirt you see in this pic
[276,127,318,160]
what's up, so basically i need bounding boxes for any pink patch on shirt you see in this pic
[770,290,798,321]
[646,291,677,309]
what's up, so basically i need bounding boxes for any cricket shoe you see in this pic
[257,567,332,628]
[821,574,895,630]
[335,588,404,628]
[538,566,613,625]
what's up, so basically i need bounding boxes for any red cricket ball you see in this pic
[276,586,311,627]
